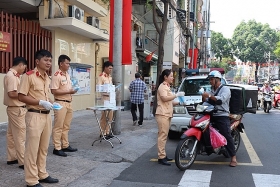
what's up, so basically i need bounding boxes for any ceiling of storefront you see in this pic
[0,0,38,13]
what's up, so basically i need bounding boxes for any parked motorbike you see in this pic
[174,103,244,171]
[261,92,272,113]
[272,90,280,108]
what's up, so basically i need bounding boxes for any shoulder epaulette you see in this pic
[54,71,59,76]
[26,70,34,75]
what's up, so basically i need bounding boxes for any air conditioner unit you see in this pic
[86,16,100,29]
[68,5,84,21]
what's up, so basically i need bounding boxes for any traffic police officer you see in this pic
[4,56,27,169]
[51,55,78,157]
[18,50,59,187]
[98,61,113,138]
[155,69,182,166]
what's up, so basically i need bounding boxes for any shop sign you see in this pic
[0,31,11,52]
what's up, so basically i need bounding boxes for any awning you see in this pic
[135,48,158,61]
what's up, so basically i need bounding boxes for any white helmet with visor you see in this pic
[208,70,222,79]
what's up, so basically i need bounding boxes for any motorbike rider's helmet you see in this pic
[208,70,222,79]
[264,81,269,85]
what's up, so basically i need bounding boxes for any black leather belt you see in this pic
[28,109,50,114]
[9,106,26,108]
[55,99,71,103]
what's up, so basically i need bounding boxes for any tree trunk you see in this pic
[152,0,169,116]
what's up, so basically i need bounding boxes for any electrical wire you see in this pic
[53,0,66,17]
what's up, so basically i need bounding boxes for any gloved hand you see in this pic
[39,100,53,110]
[175,91,185,97]
[52,102,63,110]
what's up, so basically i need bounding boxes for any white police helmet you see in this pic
[208,70,222,79]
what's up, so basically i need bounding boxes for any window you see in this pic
[179,78,226,96]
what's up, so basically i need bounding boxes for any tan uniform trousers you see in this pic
[53,101,73,150]
[6,107,27,165]
[155,114,171,159]
[24,112,52,186]
[100,110,113,135]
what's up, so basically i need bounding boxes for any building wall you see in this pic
[0,74,8,122]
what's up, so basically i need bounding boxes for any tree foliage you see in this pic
[208,57,233,73]
[210,31,232,61]
[231,20,278,63]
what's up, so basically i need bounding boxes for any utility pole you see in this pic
[112,0,123,135]
[185,0,190,69]
[265,51,271,82]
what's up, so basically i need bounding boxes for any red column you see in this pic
[109,0,114,62]
[122,0,132,65]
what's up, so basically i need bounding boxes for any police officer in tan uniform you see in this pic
[98,61,113,139]
[4,57,27,169]
[51,55,78,157]
[18,50,58,187]
[155,69,183,166]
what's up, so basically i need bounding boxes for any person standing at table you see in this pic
[129,72,147,126]
[18,49,59,187]
[155,69,183,166]
[98,61,114,139]
[51,55,78,157]
[4,56,28,169]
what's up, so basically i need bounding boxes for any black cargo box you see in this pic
[224,84,258,114]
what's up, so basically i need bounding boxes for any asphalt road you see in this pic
[110,109,280,187]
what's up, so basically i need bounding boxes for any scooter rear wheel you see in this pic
[231,129,241,152]
[175,137,198,171]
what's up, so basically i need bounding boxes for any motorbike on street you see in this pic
[261,92,272,113]
[174,103,244,171]
[272,90,280,109]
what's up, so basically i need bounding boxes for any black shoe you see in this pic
[27,183,43,187]
[39,176,59,183]
[165,156,173,161]
[19,165,24,170]
[7,160,18,165]
[53,149,67,157]
[62,146,77,152]
[158,158,171,166]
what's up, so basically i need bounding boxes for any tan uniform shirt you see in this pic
[50,69,72,101]
[18,67,51,110]
[98,72,112,100]
[3,68,25,106]
[155,82,173,117]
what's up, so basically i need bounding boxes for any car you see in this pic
[169,73,227,139]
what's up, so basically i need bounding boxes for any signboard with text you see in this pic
[0,31,11,52]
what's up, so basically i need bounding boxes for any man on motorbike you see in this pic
[202,70,237,167]
[273,83,280,91]
[260,81,272,93]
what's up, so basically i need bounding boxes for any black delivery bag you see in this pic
[224,84,258,114]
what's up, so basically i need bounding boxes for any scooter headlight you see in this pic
[195,119,210,130]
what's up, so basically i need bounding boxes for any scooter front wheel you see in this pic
[175,136,198,171]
